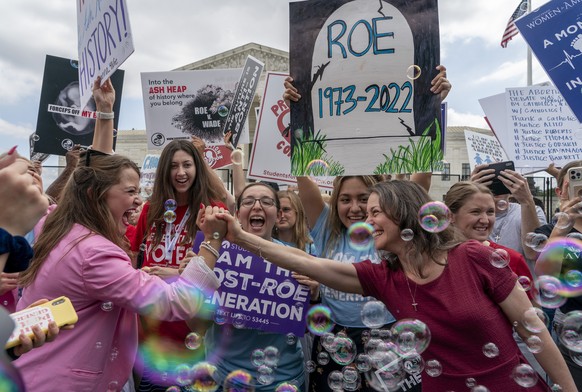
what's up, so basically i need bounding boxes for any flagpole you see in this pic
[527,0,532,86]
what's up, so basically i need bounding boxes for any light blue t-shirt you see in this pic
[311,204,396,328]
[204,239,305,391]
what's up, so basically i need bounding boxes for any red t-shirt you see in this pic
[130,200,225,345]
[487,241,535,300]
[354,240,550,391]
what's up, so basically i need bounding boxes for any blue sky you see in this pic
[0,0,550,166]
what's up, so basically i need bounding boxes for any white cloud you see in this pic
[447,108,489,129]
[0,118,33,139]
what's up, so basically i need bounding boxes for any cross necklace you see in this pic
[404,275,419,311]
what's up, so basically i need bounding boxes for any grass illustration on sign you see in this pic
[374,118,444,174]
[291,129,345,176]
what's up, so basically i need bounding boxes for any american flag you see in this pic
[500,0,529,48]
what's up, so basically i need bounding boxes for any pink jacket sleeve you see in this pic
[81,238,218,321]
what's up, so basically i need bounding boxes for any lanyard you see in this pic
[164,208,190,262]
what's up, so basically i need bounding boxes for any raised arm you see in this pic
[45,145,81,202]
[91,77,115,154]
[223,131,246,199]
[220,212,363,294]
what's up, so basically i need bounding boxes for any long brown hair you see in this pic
[20,154,139,287]
[371,180,462,278]
[275,190,313,251]
[146,140,223,247]
[324,176,378,257]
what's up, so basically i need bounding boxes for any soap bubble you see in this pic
[361,301,391,329]
[406,65,422,80]
[164,199,177,211]
[347,222,375,251]
[306,305,335,335]
[164,210,176,224]
[418,202,451,233]
[512,364,537,387]
[185,332,202,350]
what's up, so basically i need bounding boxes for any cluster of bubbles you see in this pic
[249,345,280,386]
[359,319,432,391]
[164,198,178,224]
[347,222,375,251]
[417,202,451,233]
[160,362,220,391]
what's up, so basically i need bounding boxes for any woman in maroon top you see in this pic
[217,180,575,391]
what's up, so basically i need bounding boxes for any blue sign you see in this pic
[515,0,582,122]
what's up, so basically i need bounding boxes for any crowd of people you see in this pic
[1,66,581,392]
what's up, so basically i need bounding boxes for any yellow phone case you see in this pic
[5,296,78,349]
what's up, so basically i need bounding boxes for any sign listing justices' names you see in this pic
[193,232,310,336]
[77,0,134,111]
[505,86,582,169]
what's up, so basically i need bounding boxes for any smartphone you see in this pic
[479,161,515,196]
[568,167,582,199]
[5,296,78,349]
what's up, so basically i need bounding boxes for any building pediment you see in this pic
[174,42,289,72]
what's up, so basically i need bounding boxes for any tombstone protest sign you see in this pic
[222,56,264,148]
[141,69,250,162]
[505,85,582,170]
[464,130,509,171]
[515,0,582,123]
[247,72,334,190]
[193,232,310,336]
[34,55,124,156]
[289,0,443,176]
[77,0,134,111]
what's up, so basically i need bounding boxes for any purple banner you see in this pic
[193,232,309,336]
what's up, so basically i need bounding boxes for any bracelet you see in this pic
[96,111,115,120]
[0,228,34,273]
[200,241,220,259]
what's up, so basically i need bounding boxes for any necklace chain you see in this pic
[404,275,418,311]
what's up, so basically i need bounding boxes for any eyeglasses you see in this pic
[240,196,276,208]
